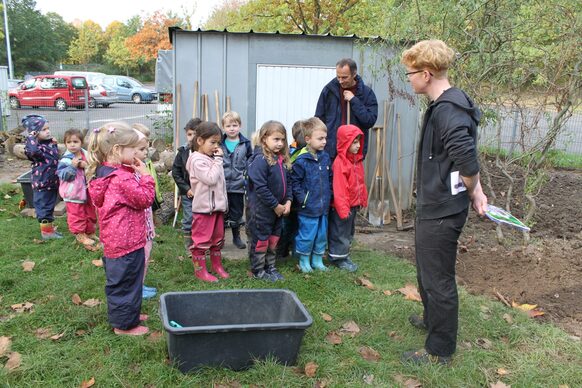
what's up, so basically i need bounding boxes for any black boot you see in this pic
[232,227,246,249]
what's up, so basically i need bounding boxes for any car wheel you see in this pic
[102,104,110,108]
[9,97,20,109]
[55,98,68,111]
[88,98,96,108]
[132,93,142,104]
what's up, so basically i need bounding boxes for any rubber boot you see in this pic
[299,254,313,273]
[192,256,218,282]
[40,221,63,240]
[311,254,328,271]
[210,251,230,279]
[232,227,247,249]
[183,233,193,251]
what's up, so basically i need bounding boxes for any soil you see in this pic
[3,154,581,336]
[357,161,582,337]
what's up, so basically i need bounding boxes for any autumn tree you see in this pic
[125,11,183,63]
[68,20,104,67]
[103,21,137,75]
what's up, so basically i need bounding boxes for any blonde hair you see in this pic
[303,117,327,138]
[86,121,140,179]
[257,120,290,168]
[131,123,151,138]
[222,111,241,126]
[401,39,456,77]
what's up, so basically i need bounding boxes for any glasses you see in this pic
[405,70,434,77]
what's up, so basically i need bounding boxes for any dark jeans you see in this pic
[276,210,298,258]
[33,189,58,222]
[415,208,468,357]
[181,195,193,233]
[328,207,357,261]
[103,248,145,330]
[226,193,244,228]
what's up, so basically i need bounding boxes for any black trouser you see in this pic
[328,207,357,261]
[276,210,298,258]
[415,208,467,357]
[226,193,244,228]
[33,189,58,222]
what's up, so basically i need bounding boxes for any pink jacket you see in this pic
[186,151,228,214]
[89,163,155,258]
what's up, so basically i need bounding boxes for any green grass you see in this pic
[1,183,581,387]
[479,146,582,170]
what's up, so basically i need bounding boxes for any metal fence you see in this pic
[479,107,582,156]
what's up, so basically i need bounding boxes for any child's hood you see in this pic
[89,165,122,207]
[336,124,364,160]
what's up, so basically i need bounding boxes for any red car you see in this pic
[9,75,88,111]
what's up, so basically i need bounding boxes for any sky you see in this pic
[35,0,226,29]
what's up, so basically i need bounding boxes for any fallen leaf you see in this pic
[50,332,65,341]
[304,361,318,377]
[359,346,381,361]
[4,352,21,371]
[559,385,570,388]
[314,379,328,388]
[476,338,493,349]
[83,244,100,252]
[527,309,545,318]
[32,238,45,244]
[91,259,103,267]
[75,330,87,336]
[511,301,537,311]
[339,321,361,337]
[325,331,342,345]
[148,331,164,342]
[490,381,510,388]
[394,374,422,388]
[497,368,510,376]
[35,328,52,339]
[502,313,513,324]
[363,374,374,385]
[398,283,422,302]
[177,255,185,262]
[82,299,101,308]
[382,290,393,296]
[71,294,82,305]
[22,260,36,272]
[80,377,95,388]
[4,194,11,199]
[320,312,333,322]
[0,336,11,357]
[356,277,375,290]
[11,302,34,313]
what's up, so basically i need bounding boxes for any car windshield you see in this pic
[126,77,144,88]
[71,77,88,89]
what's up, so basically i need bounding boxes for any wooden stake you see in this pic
[193,81,198,118]
[347,100,351,124]
[203,94,209,121]
[226,96,231,112]
[397,113,403,217]
[214,90,220,125]
[381,101,391,224]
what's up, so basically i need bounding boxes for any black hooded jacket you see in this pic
[416,87,481,219]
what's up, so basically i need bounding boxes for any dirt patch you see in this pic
[0,157,30,184]
[356,166,582,337]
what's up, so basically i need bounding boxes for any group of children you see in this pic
[22,110,368,335]
[171,112,368,283]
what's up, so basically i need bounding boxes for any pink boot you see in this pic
[192,257,218,282]
[210,251,230,279]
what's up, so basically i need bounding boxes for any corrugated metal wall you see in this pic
[171,30,420,212]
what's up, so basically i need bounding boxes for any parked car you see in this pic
[89,83,118,108]
[9,75,88,111]
[54,71,106,85]
[96,75,156,103]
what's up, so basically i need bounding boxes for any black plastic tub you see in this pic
[160,289,313,372]
[16,170,34,208]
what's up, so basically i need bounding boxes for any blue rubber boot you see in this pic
[311,254,328,271]
[299,254,313,273]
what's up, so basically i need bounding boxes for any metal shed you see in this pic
[170,28,420,212]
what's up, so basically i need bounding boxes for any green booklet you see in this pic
[485,205,530,232]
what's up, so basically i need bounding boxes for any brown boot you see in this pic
[75,233,95,246]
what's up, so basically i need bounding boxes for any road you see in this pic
[4,102,172,140]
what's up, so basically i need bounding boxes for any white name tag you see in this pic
[450,171,467,195]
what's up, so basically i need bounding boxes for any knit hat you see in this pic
[21,115,47,134]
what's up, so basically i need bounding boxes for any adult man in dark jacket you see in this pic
[400,40,488,366]
[315,58,378,160]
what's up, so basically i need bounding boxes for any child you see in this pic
[290,117,332,272]
[22,114,62,240]
[186,121,230,282]
[220,111,252,250]
[132,123,163,210]
[276,119,307,259]
[57,129,97,248]
[247,120,292,281]
[132,123,158,299]
[172,118,202,250]
[328,124,368,272]
[87,122,155,336]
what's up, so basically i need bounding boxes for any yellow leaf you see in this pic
[398,283,422,302]
[497,367,510,376]
[80,377,95,388]
[91,259,103,267]
[11,302,34,313]
[320,312,333,322]
[511,301,537,311]
[304,361,318,377]
[0,336,11,357]
[356,277,375,290]
[71,294,82,305]
[382,290,393,296]
[50,332,65,341]
[82,298,101,308]
[22,260,35,272]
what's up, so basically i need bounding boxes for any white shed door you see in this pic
[255,64,336,140]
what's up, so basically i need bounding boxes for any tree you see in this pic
[125,11,183,63]
[67,20,104,67]
[103,21,137,75]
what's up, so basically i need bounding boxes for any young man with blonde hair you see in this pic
[400,39,488,365]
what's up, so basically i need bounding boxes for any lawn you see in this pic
[1,183,581,387]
